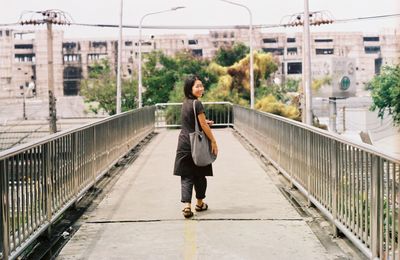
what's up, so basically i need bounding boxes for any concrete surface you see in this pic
[57,129,346,260]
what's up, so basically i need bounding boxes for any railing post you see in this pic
[1,159,10,260]
[92,126,96,184]
[331,139,340,237]
[371,155,381,258]
[44,142,53,237]
[307,130,312,207]
[288,125,294,189]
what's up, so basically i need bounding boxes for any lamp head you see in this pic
[171,6,185,11]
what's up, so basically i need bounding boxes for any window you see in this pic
[287,47,297,55]
[230,32,235,38]
[141,41,152,46]
[63,42,77,49]
[188,39,198,45]
[262,38,278,43]
[63,54,81,62]
[287,37,296,43]
[192,49,203,57]
[15,44,33,49]
[287,62,302,74]
[91,41,107,48]
[88,53,107,61]
[14,54,35,62]
[5,30,10,36]
[314,39,333,43]
[0,31,2,37]
[262,48,284,55]
[125,41,132,46]
[364,46,381,54]
[316,48,334,55]
[363,36,379,42]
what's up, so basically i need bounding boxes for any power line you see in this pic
[1,12,398,29]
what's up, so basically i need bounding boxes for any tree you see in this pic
[370,65,400,125]
[80,59,137,115]
[213,42,250,67]
[142,50,218,105]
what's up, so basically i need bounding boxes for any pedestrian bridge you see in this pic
[1,103,399,260]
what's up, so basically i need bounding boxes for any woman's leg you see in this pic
[181,176,194,218]
[193,176,207,206]
[181,176,194,204]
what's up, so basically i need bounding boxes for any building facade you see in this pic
[0,28,399,99]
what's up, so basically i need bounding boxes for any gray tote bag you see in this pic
[189,100,217,166]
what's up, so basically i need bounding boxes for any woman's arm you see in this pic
[197,113,218,155]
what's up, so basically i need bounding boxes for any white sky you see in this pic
[1,0,400,39]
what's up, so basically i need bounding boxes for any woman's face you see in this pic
[192,79,204,98]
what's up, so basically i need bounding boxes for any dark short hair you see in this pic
[184,74,199,99]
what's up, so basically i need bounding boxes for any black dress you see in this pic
[173,98,213,177]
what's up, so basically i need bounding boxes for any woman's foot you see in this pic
[182,207,193,218]
[195,202,208,212]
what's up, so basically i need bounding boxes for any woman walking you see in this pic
[173,75,218,218]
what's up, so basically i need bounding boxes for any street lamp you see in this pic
[116,0,123,114]
[303,0,313,125]
[219,0,254,109]
[138,6,185,108]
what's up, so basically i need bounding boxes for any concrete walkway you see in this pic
[57,129,337,260]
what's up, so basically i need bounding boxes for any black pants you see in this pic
[181,175,207,203]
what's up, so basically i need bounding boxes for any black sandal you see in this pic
[182,207,193,218]
[195,203,208,212]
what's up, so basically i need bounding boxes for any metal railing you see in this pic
[0,107,155,260]
[233,105,400,259]
[155,102,233,128]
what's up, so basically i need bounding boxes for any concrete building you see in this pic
[0,28,399,99]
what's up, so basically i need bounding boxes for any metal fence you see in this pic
[233,105,400,259]
[155,102,233,128]
[0,107,155,260]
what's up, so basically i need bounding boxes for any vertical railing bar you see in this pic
[392,163,396,260]
[331,139,339,236]
[352,147,356,233]
[29,149,33,234]
[385,161,390,258]
[366,153,371,246]
[380,158,385,258]
[356,148,360,237]
[360,151,364,242]
[1,158,10,260]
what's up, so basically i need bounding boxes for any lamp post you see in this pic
[138,6,185,108]
[219,0,254,109]
[116,0,123,114]
[303,0,313,125]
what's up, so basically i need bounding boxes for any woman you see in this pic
[173,75,218,218]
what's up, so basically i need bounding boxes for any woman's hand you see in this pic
[206,119,214,126]
[211,141,218,156]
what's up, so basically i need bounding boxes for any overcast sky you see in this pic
[2,0,400,39]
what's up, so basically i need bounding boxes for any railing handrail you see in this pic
[239,105,400,162]
[0,107,153,160]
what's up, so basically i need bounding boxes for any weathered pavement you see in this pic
[57,129,348,260]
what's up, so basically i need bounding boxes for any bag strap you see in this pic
[192,100,200,132]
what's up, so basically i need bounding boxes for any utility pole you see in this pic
[282,9,333,125]
[47,20,57,133]
[19,10,72,133]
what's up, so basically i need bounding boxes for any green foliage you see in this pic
[284,78,300,92]
[255,94,301,121]
[80,59,137,115]
[213,42,250,67]
[370,65,400,125]
[142,51,218,105]
[312,76,332,91]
